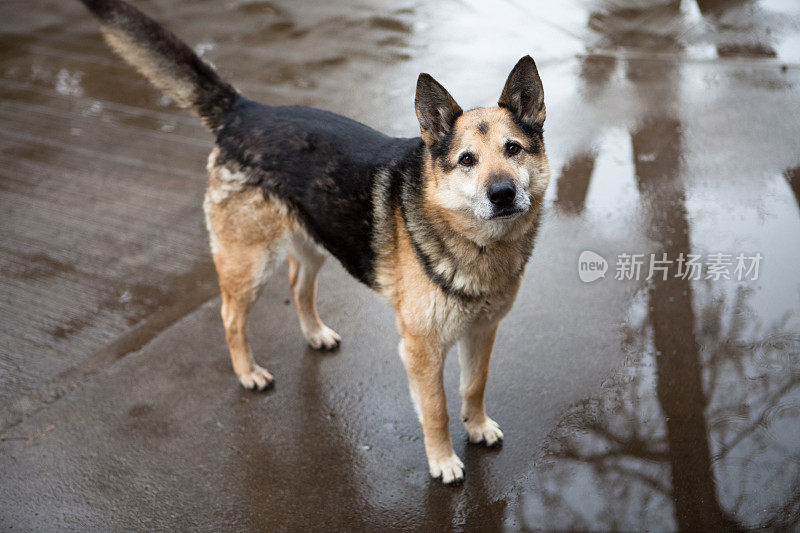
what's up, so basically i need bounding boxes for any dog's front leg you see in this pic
[458,321,504,446]
[399,333,464,484]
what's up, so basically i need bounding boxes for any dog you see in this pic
[79,0,549,484]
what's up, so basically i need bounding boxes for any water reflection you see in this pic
[521,284,799,529]
[421,444,508,530]
[785,166,800,210]
[528,1,800,530]
[555,152,595,215]
[696,0,777,58]
[233,350,366,530]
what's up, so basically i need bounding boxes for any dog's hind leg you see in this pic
[287,232,341,350]
[215,245,277,390]
[205,189,288,390]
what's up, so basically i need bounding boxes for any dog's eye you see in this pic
[505,142,522,156]
[458,153,475,167]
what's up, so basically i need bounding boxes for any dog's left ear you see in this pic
[415,73,463,147]
[498,55,545,125]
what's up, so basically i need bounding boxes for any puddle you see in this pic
[518,3,800,527]
[519,284,800,530]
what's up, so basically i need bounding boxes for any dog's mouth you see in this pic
[488,208,525,221]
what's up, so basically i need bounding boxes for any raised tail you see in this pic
[79,0,238,130]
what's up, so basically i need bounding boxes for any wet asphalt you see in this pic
[1,0,799,530]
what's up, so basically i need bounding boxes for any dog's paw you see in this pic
[429,453,465,485]
[306,325,341,351]
[237,365,274,391]
[465,417,503,447]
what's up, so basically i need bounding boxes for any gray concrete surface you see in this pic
[1,0,799,530]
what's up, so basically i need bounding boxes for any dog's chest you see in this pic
[395,265,519,346]
[437,291,517,346]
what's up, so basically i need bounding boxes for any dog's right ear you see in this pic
[415,73,463,147]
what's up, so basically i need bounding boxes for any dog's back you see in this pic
[214,98,422,285]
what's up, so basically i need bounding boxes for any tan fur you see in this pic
[204,186,290,390]
[287,234,341,350]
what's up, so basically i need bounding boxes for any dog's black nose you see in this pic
[487,181,516,207]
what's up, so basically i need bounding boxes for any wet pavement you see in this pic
[1,0,799,530]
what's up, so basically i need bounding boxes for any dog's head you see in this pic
[415,56,549,242]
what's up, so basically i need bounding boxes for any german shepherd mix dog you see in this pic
[79,0,549,484]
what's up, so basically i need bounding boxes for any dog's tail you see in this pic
[79,0,238,130]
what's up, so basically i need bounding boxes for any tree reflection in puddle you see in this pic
[520,284,800,530]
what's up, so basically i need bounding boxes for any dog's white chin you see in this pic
[464,211,527,243]
[489,210,524,221]
[475,207,527,222]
